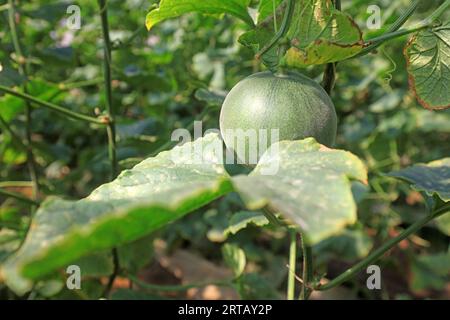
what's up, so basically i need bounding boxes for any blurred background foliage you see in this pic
[0,0,449,299]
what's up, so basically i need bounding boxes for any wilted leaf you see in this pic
[240,0,365,69]
[284,0,364,67]
[146,0,254,31]
[0,133,232,294]
[231,138,367,245]
[404,23,450,110]
[388,158,450,202]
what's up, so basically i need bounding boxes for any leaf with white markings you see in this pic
[0,133,232,294]
[231,138,367,245]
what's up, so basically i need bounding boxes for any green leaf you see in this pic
[0,79,66,122]
[404,23,450,110]
[145,0,254,31]
[0,66,26,88]
[240,0,364,69]
[238,273,281,299]
[436,213,450,236]
[388,158,450,202]
[283,0,364,67]
[222,243,246,278]
[224,211,269,236]
[117,235,154,274]
[231,138,367,245]
[0,133,232,294]
[239,26,280,70]
[194,88,227,107]
[257,0,283,23]
[314,228,373,262]
[411,252,450,291]
[71,253,114,277]
[1,134,368,294]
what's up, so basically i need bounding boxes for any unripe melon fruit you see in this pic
[219,71,337,164]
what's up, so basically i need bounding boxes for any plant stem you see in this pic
[322,0,340,94]
[388,0,421,33]
[0,85,105,125]
[0,115,28,151]
[0,188,40,206]
[98,0,119,298]
[425,0,450,23]
[7,0,39,203]
[111,25,146,50]
[354,0,450,59]
[299,234,313,299]
[316,204,450,291]
[127,274,232,292]
[255,0,295,60]
[58,78,104,91]
[287,228,297,300]
[98,0,117,179]
[0,181,33,188]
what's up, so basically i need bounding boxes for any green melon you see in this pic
[219,71,337,164]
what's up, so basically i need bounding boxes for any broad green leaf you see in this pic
[388,158,450,202]
[404,23,450,110]
[224,211,269,236]
[222,243,246,278]
[145,0,254,31]
[283,0,364,67]
[0,133,232,294]
[411,252,450,291]
[231,138,367,245]
[1,134,368,293]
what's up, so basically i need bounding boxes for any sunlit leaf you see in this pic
[231,138,367,245]
[146,0,254,31]
[0,133,232,294]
